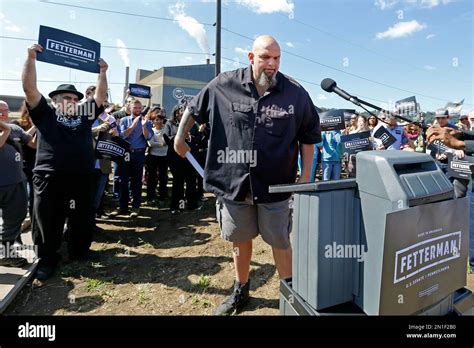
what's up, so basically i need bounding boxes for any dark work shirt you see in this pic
[27,96,104,175]
[187,66,321,203]
[0,124,31,186]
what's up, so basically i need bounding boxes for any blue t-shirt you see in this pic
[119,115,153,149]
[321,130,342,162]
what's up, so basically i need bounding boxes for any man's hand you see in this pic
[174,135,190,158]
[98,122,109,132]
[454,150,465,159]
[427,126,464,150]
[132,116,141,127]
[296,174,311,184]
[98,58,108,73]
[436,153,448,161]
[27,44,43,60]
[0,120,11,134]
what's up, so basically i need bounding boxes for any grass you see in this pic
[137,284,152,305]
[83,277,106,292]
[138,238,154,249]
[191,295,211,308]
[197,274,210,289]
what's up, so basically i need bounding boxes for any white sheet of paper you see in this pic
[185,151,204,178]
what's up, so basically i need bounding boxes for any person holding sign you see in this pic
[22,43,108,281]
[0,112,35,267]
[174,35,320,315]
[374,114,408,150]
[427,109,469,199]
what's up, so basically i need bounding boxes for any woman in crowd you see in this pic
[11,103,36,224]
[163,104,199,214]
[368,115,378,131]
[146,107,169,205]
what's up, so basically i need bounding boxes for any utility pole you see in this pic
[215,0,221,77]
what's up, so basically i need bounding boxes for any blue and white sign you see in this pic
[129,83,151,99]
[37,25,101,73]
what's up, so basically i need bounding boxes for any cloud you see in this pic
[423,65,436,70]
[235,0,294,16]
[286,42,295,48]
[0,12,22,33]
[169,1,210,58]
[376,20,427,39]
[426,33,436,39]
[234,46,250,55]
[317,94,328,100]
[374,0,399,10]
[419,0,453,9]
[116,39,130,67]
[180,56,193,64]
[375,0,453,10]
[5,24,21,33]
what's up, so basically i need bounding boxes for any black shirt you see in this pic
[187,66,321,203]
[27,96,104,175]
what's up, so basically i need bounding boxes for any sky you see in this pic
[0,0,472,113]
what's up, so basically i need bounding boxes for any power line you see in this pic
[221,28,470,105]
[38,0,214,26]
[279,13,471,86]
[0,78,209,87]
[280,14,424,74]
[220,56,389,105]
[0,36,207,55]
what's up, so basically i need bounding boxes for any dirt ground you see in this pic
[4,190,474,316]
[5,193,281,316]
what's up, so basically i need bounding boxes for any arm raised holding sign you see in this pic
[94,58,108,107]
[22,44,43,109]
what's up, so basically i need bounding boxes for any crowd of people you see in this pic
[0,36,473,316]
[311,109,474,181]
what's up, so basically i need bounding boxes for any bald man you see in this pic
[175,35,321,315]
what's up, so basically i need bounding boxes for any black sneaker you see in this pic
[35,265,55,280]
[0,257,28,267]
[109,209,129,217]
[214,280,250,316]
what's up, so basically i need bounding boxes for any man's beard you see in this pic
[257,71,277,89]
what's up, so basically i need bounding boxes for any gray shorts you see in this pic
[216,196,292,249]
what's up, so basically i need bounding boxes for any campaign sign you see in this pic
[379,198,468,314]
[341,131,372,156]
[319,109,346,131]
[447,153,474,180]
[37,26,100,73]
[395,96,418,118]
[129,83,151,99]
[95,132,130,163]
[373,126,397,149]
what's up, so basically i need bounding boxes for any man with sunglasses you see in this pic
[22,43,108,281]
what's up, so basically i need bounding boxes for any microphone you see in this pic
[321,78,360,105]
